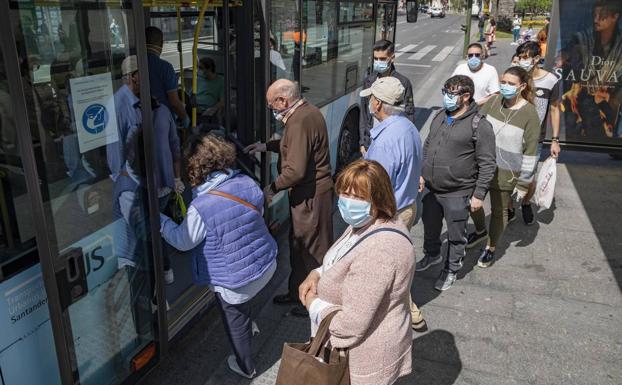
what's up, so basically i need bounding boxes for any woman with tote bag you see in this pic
[288,160,415,385]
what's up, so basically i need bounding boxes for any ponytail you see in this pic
[503,66,534,103]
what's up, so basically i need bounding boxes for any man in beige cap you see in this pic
[361,76,427,332]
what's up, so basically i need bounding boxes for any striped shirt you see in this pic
[480,95,541,192]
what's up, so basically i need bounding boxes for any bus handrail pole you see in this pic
[192,0,212,129]
[177,5,185,104]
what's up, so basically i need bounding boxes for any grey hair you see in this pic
[383,103,405,116]
[274,80,301,101]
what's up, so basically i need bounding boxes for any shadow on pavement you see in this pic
[396,329,462,385]
[562,151,622,292]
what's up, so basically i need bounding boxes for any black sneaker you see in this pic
[477,248,495,268]
[508,208,516,223]
[416,254,442,271]
[434,269,457,291]
[522,204,535,225]
[466,230,488,249]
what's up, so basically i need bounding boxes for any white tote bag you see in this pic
[533,157,557,209]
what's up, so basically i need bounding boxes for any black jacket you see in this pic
[359,66,415,148]
[422,102,496,199]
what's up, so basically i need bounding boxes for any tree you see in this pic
[515,0,551,15]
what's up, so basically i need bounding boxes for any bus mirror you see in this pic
[406,0,419,23]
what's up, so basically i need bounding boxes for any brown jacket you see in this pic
[266,101,333,203]
[318,219,415,385]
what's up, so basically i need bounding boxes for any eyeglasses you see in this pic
[441,88,463,96]
[467,53,481,58]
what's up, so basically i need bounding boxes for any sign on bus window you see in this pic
[555,0,622,145]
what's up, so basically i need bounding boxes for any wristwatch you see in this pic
[551,136,560,143]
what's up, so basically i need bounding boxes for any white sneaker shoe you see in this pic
[227,355,256,379]
[252,321,260,337]
[164,268,174,285]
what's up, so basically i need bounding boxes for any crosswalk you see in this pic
[393,42,456,63]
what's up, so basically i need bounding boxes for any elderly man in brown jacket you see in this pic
[245,79,334,316]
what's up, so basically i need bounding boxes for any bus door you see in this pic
[3,1,165,384]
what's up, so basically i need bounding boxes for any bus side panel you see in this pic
[0,264,61,385]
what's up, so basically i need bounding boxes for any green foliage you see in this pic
[515,0,552,15]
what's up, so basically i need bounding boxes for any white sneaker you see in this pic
[227,355,256,379]
[252,321,260,337]
[164,268,174,285]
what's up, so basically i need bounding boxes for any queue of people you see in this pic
[110,26,560,383]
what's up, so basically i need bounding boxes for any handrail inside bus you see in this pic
[176,5,185,105]
[191,0,212,130]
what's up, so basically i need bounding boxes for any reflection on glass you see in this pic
[11,1,157,384]
[301,1,375,106]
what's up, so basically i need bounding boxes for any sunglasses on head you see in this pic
[467,53,481,58]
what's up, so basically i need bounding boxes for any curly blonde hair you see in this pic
[186,134,236,187]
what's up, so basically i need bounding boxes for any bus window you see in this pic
[270,0,301,83]
[301,1,375,106]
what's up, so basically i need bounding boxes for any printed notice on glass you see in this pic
[70,72,119,153]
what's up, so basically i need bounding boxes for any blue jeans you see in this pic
[513,29,520,42]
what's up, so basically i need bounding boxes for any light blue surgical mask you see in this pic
[373,59,390,73]
[443,93,460,112]
[500,84,519,99]
[467,56,481,69]
[338,196,372,228]
[519,59,534,72]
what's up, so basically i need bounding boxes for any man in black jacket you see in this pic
[359,39,415,154]
[417,75,496,291]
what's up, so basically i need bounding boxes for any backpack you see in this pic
[432,109,484,142]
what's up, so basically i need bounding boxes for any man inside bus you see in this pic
[109,55,184,284]
[244,79,333,317]
[361,76,428,332]
[359,39,415,155]
[196,57,224,124]
[145,26,189,127]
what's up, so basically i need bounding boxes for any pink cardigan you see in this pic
[318,218,415,385]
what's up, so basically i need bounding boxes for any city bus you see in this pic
[0,1,407,385]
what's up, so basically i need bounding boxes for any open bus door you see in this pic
[406,0,419,23]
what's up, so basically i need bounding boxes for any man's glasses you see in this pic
[441,88,463,96]
[467,53,481,58]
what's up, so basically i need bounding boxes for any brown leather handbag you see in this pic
[276,311,349,385]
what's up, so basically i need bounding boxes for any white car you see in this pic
[430,7,445,18]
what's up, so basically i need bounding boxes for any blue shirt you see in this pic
[151,104,181,191]
[365,115,422,210]
[108,84,141,180]
[147,52,178,112]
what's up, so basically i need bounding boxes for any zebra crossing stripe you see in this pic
[394,44,418,58]
[408,45,436,60]
[431,46,454,62]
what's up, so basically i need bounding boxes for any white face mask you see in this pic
[519,59,534,71]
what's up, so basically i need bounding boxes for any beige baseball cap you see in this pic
[359,76,405,105]
[121,55,138,75]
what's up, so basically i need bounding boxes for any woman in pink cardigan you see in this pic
[299,159,415,385]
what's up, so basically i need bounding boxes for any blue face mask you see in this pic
[467,56,481,69]
[500,84,519,99]
[443,93,460,112]
[373,59,390,73]
[338,196,372,228]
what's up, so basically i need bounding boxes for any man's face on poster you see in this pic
[593,7,619,33]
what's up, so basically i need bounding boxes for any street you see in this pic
[139,12,622,385]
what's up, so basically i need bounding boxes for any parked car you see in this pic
[420,5,429,13]
[430,7,445,18]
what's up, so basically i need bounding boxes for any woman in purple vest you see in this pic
[160,134,277,379]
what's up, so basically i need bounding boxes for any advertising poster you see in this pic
[555,0,622,145]
[70,72,119,154]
